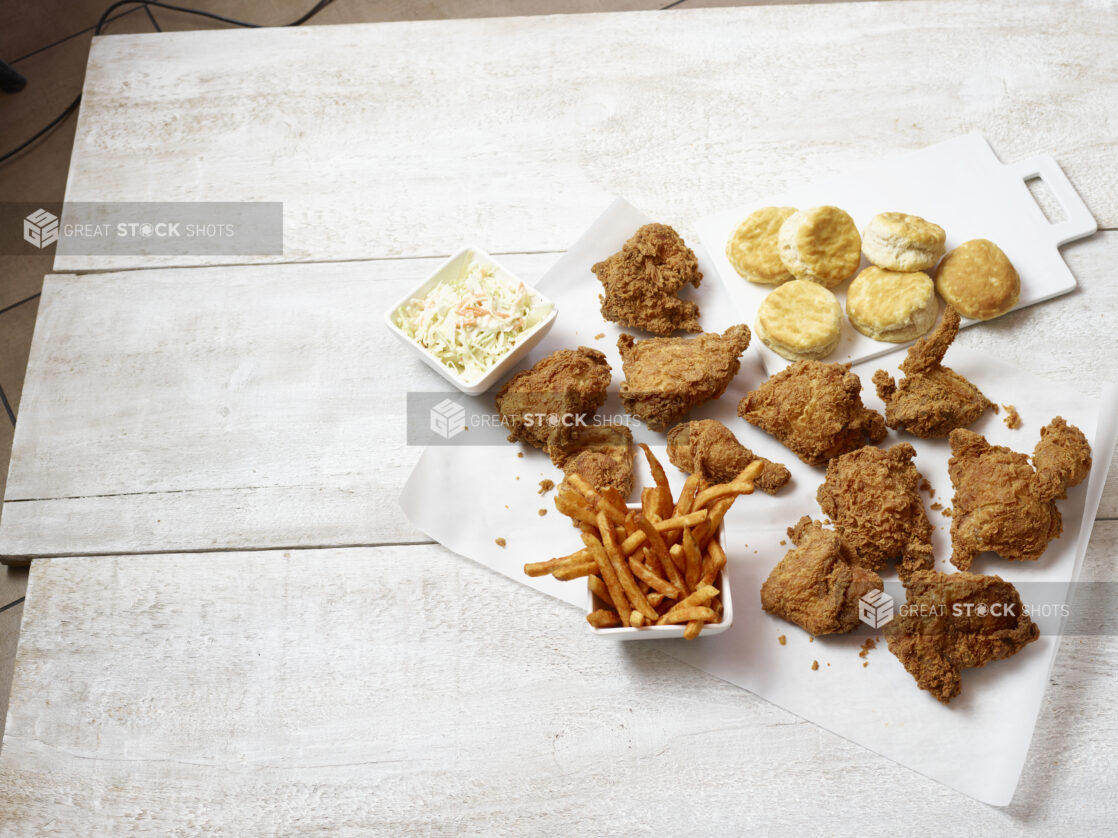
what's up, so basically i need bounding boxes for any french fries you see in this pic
[523,446,759,638]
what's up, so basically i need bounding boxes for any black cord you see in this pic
[0,0,335,165]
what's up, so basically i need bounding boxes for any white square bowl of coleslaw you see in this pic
[384,246,558,395]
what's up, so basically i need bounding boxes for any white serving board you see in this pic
[695,134,1097,372]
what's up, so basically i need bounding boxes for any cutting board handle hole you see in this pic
[1024,176,1067,226]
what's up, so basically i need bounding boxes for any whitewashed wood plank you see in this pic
[3,235,1117,560]
[55,0,1118,272]
[2,526,1117,833]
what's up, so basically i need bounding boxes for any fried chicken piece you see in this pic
[948,417,1091,570]
[549,423,634,498]
[884,570,1039,703]
[617,325,751,432]
[592,223,703,335]
[760,517,882,636]
[666,419,790,495]
[495,347,611,450]
[815,443,934,581]
[872,307,993,438]
[737,361,886,467]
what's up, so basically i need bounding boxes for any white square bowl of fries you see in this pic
[524,452,764,640]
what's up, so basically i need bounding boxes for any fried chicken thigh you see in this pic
[495,347,611,450]
[737,361,887,467]
[592,223,703,335]
[948,418,1091,570]
[884,570,1039,704]
[816,443,934,580]
[760,517,882,636]
[549,423,635,498]
[666,419,790,495]
[872,307,992,438]
[618,325,751,432]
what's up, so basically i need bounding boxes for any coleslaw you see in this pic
[392,257,554,383]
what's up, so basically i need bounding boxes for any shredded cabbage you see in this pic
[392,257,553,383]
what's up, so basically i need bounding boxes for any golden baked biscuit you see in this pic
[935,239,1019,320]
[726,207,797,285]
[755,279,843,361]
[846,266,938,342]
[861,212,946,272]
[777,206,862,289]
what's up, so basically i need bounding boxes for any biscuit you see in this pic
[777,206,862,289]
[846,266,938,342]
[935,239,1019,320]
[861,212,946,272]
[755,279,843,361]
[726,207,797,285]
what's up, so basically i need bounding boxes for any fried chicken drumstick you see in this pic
[666,419,790,495]
[872,306,993,438]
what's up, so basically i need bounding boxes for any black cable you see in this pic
[0,0,336,166]
[142,5,162,32]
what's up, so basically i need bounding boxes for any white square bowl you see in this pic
[383,245,558,396]
[587,505,732,639]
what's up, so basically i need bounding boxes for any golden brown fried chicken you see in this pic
[737,361,886,467]
[666,419,790,495]
[549,423,635,498]
[948,417,1091,570]
[618,325,751,432]
[872,307,993,438]
[495,347,611,450]
[592,223,703,335]
[816,443,934,581]
[760,517,883,635]
[884,569,1039,704]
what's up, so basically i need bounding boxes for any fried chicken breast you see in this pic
[872,306,993,438]
[618,325,751,432]
[815,443,934,580]
[884,570,1039,704]
[737,361,886,467]
[495,347,611,450]
[592,223,703,335]
[760,517,882,636]
[549,423,635,498]
[948,418,1091,570]
[666,419,790,495]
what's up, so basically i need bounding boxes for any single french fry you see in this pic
[683,620,704,639]
[657,585,719,624]
[710,595,724,622]
[641,487,658,520]
[552,561,600,581]
[588,574,613,608]
[635,513,688,597]
[582,532,631,626]
[587,609,622,629]
[567,473,628,526]
[523,548,592,577]
[601,485,627,512]
[555,492,599,527]
[618,510,709,555]
[673,474,702,517]
[639,442,673,507]
[628,554,681,599]
[658,606,716,625]
[629,611,646,628]
[700,540,727,588]
[693,461,764,510]
[598,512,658,623]
[647,591,665,608]
[682,527,703,592]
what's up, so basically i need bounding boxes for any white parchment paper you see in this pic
[401,198,1117,806]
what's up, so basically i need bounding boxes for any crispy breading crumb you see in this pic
[859,638,877,659]
[779,539,787,546]
[594,332,605,340]
[495,538,507,548]
[517,452,524,458]
[863,661,869,668]
[538,509,547,516]
[992,403,1000,414]
[942,507,952,518]
[931,502,942,511]
[811,660,820,671]
[809,636,815,643]
[1003,404,1022,429]
[538,479,555,495]
[778,635,787,646]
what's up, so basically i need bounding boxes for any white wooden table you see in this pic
[2,3,1118,833]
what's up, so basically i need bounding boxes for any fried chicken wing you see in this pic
[737,361,886,467]
[495,347,611,450]
[592,223,703,335]
[884,570,1039,703]
[872,307,993,438]
[618,325,751,431]
[666,419,790,495]
[815,443,934,580]
[948,417,1091,570]
[760,517,882,636]
[549,423,635,498]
